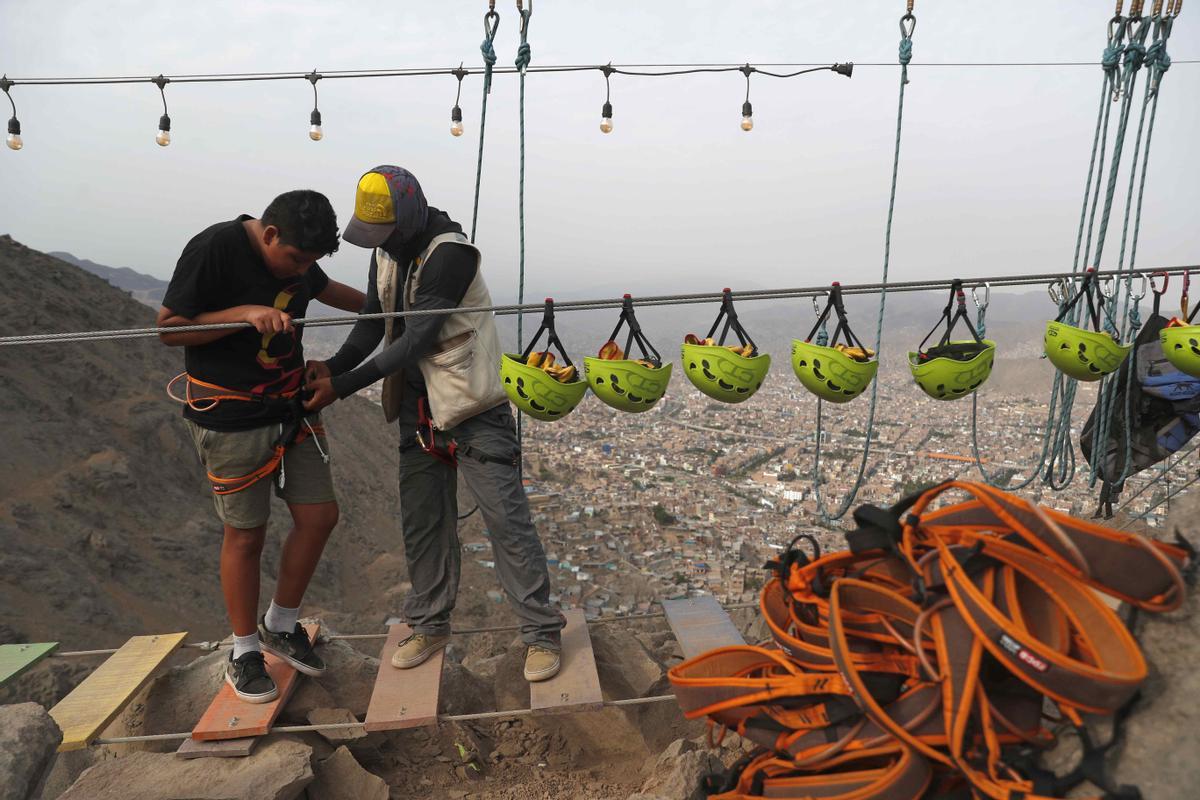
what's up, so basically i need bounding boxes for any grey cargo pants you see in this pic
[398,403,564,649]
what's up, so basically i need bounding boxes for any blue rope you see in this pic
[515,5,532,453]
[811,13,912,524]
[469,10,500,243]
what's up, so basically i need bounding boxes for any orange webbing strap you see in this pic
[829,580,1068,800]
[903,480,1188,611]
[207,424,324,495]
[167,373,301,413]
[930,534,1147,715]
[708,745,933,800]
[761,578,923,678]
[667,646,858,729]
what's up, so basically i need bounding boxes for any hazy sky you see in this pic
[1,1,1197,303]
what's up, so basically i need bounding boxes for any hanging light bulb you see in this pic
[739,64,755,132]
[598,63,615,134]
[1,76,21,151]
[741,101,754,132]
[449,64,467,138]
[306,71,323,141]
[156,113,172,147]
[152,75,171,147]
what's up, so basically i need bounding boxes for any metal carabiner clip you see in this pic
[812,293,825,318]
[1129,273,1149,302]
[1099,275,1117,299]
[1149,270,1169,296]
[1048,278,1070,306]
[971,282,990,312]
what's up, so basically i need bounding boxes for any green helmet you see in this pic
[681,344,770,404]
[790,340,878,403]
[907,340,996,401]
[584,358,673,413]
[1043,322,1131,382]
[500,353,588,421]
[1160,324,1200,378]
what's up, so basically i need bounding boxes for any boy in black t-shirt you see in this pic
[158,190,365,702]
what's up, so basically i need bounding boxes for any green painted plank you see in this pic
[0,642,59,688]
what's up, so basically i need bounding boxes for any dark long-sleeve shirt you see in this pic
[328,211,478,401]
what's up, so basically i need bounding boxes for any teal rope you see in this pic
[515,5,532,453]
[811,13,912,523]
[469,10,500,243]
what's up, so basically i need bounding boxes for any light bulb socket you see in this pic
[742,101,753,117]
[310,108,322,126]
[602,101,613,118]
[158,113,171,132]
[7,116,19,136]
[833,62,854,78]
[451,105,462,123]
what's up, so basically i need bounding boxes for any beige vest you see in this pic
[375,232,507,429]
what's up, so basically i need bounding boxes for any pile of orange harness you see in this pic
[667,481,1194,800]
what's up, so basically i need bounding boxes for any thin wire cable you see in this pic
[88,695,682,746]
[7,60,1200,85]
[3,265,1197,348]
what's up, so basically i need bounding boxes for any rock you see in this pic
[590,627,664,699]
[0,702,62,800]
[282,680,337,724]
[305,746,388,800]
[302,638,379,716]
[440,660,492,716]
[306,707,366,744]
[58,737,313,800]
[631,738,723,800]
[109,648,226,750]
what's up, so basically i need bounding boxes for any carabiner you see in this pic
[1048,278,1070,307]
[1129,273,1149,302]
[971,282,990,312]
[812,294,825,318]
[1099,275,1117,299]
[1150,270,1169,296]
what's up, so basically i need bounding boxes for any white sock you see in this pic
[232,632,261,660]
[264,601,300,634]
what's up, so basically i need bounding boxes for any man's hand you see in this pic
[303,377,338,412]
[244,305,293,335]
[305,359,331,384]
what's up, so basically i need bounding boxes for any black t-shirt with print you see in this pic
[163,215,329,431]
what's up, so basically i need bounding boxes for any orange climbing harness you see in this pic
[668,481,1193,800]
[167,373,325,495]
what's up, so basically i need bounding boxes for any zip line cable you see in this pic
[2,265,1196,348]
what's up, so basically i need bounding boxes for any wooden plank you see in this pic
[530,608,603,715]
[363,624,443,732]
[0,642,59,688]
[191,623,319,742]
[50,632,187,752]
[176,735,258,759]
[663,595,745,660]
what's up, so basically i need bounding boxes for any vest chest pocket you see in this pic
[427,330,476,369]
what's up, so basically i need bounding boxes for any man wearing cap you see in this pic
[304,166,564,681]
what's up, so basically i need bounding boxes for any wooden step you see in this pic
[663,596,745,659]
[191,623,319,742]
[176,735,258,759]
[363,624,444,732]
[50,632,187,752]
[530,608,603,715]
[0,642,58,689]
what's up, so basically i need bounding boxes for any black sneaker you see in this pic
[226,651,278,703]
[258,618,326,677]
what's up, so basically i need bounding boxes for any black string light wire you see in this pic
[1,75,20,150]
[152,74,171,147]
[306,70,323,140]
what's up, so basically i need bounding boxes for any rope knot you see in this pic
[1123,39,1147,71]
[898,37,913,66]
[480,37,497,93]
[1102,42,1122,73]
[515,42,532,73]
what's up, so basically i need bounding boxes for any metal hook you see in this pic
[812,293,825,318]
[900,13,916,38]
[1048,278,1070,306]
[484,9,500,38]
[971,282,990,312]
[1099,275,1117,299]
[1149,271,1169,295]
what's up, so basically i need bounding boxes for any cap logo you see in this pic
[354,172,396,225]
